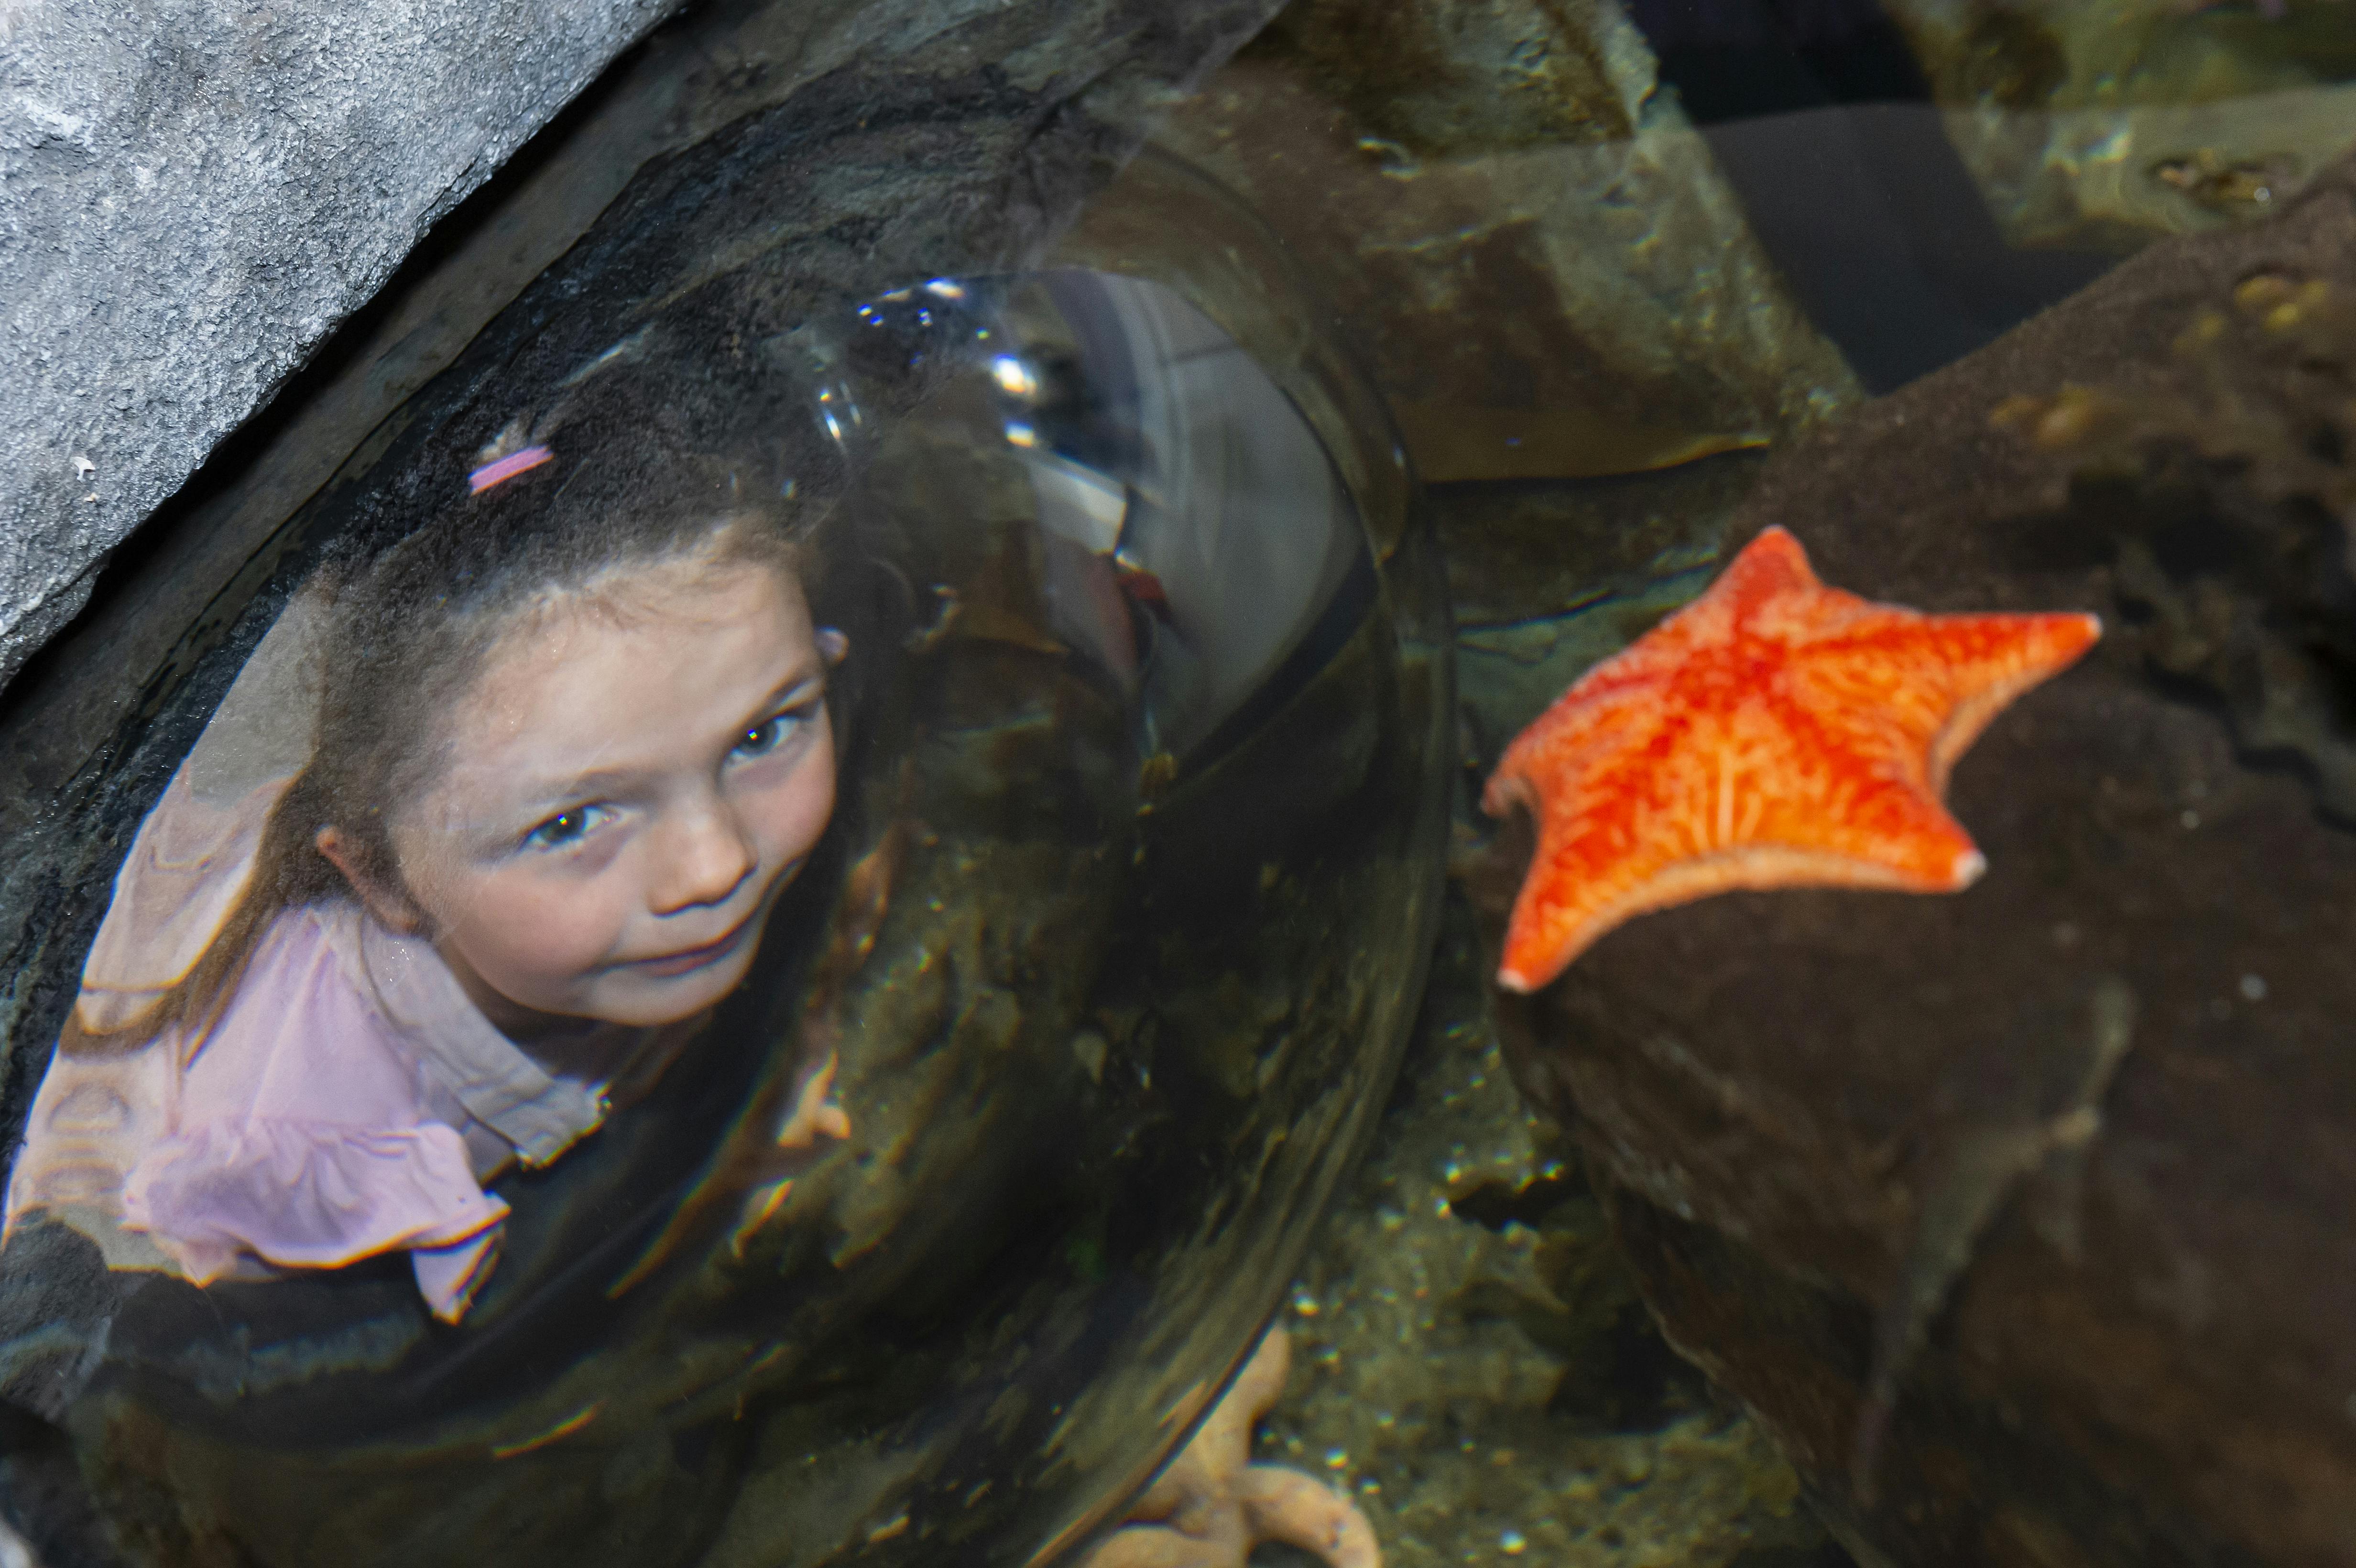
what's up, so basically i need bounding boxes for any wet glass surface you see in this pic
[1,0,2353,1564]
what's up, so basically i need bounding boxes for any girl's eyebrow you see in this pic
[719,667,827,749]
[739,665,828,723]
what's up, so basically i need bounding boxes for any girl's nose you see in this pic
[650,799,757,915]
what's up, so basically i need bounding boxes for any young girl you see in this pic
[2,360,853,1323]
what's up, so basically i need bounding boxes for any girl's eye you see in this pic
[733,700,819,761]
[523,806,607,851]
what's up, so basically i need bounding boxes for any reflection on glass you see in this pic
[815,270,1375,766]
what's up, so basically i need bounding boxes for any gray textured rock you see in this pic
[0,0,684,692]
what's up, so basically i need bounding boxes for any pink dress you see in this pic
[3,767,682,1323]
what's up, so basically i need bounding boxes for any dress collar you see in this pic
[349,912,609,1168]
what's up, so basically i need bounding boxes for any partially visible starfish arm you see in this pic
[1236,1466,1381,1568]
[774,1050,851,1152]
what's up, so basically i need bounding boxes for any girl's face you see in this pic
[363,554,838,1034]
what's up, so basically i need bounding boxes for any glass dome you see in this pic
[0,153,1450,1567]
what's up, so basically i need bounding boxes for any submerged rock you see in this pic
[1490,149,2356,1566]
[1993,269,2356,820]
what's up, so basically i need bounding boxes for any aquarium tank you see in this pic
[0,0,2351,1566]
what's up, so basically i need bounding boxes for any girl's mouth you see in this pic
[626,857,801,980]
[632,911,759,978]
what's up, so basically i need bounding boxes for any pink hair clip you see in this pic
[468,445,554,494]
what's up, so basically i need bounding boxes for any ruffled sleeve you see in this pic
[120,1119,508,1323]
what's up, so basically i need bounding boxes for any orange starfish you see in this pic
[1482,527,2101,992]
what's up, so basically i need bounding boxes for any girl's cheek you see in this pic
[490,896,623,992]
[753,788,829,869]
[565,827,633,878]
[471,861,621,953]
[764,734,837,849]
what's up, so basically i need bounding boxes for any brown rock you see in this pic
[1493,152,2356,1567]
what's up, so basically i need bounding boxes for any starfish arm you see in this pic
[1714,526,1821,609]
[1485,660,1674,822]
[1733,682,1984,886]
[1077,1527,1226,1568]
[1793,609,2100,786]
[1492,693,1745,989]
[1496,801,1983,993]
[1767,771,1987,888]
[1236,1467,1382,1568]
[1492,765,1654,991]
[1913,611,2103,790]
[1497,683,1836,988]
[1485,691,1681,989]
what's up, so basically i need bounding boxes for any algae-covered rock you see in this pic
[1991,271,2356,819]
